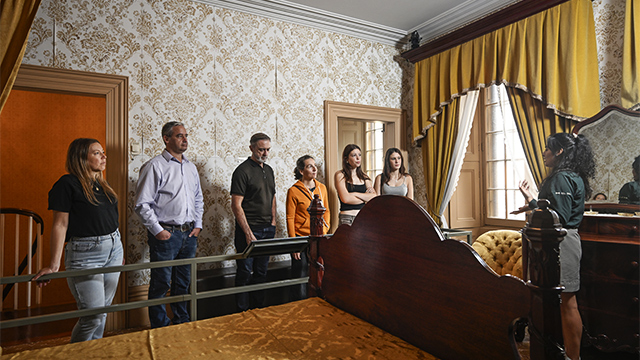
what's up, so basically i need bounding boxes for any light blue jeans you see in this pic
[65,229,123,343]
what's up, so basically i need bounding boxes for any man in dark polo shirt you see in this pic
[230,132,276,311]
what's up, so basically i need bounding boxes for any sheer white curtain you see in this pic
[439,90,480,227]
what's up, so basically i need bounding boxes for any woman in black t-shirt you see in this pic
[33,138,123,343]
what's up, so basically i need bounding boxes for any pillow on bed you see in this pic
[472,230,523,279]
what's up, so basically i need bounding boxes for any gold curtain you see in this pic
[622,0,639,109]
[506,86,578,187]
[413,0,600,143]
[0,0,41,113]
[422,99,459,226]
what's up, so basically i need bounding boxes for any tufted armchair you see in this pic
[472,230,524,280]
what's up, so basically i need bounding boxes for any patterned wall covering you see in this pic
[22,0,415,286]
[21,0,624,287]
[593,0,626,108]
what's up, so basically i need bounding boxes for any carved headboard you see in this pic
[573,105,640,202]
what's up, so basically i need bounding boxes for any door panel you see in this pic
[1,89,106,309]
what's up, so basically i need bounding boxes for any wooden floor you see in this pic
[1,327,147,355]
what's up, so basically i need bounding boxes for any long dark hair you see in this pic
[545,133,595,198]
[341,144,369,183]
[381,148,406,185]
[632,155,640,181]
[66,138,117,205]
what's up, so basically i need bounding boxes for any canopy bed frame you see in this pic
[2,196,567,359]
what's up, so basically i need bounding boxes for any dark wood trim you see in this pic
[402,0,570,63]
[572,104,640,134]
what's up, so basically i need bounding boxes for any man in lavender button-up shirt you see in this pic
[134,121,203,328]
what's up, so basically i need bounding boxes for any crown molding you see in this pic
[409,0,519,43]
[192,0,524,48]
[193,0,408,46]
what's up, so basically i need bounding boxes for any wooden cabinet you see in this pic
[577,209,640,354]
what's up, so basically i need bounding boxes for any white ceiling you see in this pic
[197,0,520,46]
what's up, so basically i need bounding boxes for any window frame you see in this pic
[480,85,536,228]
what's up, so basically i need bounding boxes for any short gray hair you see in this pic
[250,132,271,146]
[161,121,184,139]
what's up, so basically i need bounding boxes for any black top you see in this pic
[619,181,640,204]
[48,174,119,240]
[339,183,367,211]
[529,170,585,228]
[230,158,276,226]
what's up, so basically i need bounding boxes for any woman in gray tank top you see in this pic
[374,148,413,200]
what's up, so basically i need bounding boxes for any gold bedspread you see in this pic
[2,298,438,359]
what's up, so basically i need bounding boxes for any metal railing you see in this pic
[0,235,329,330]
[1,208,44,309]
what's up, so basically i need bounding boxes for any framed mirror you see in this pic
[573,105,640,206]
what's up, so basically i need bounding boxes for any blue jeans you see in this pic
[290,249,308,301]
[147,229,197,328]
[65,229,123,343]
[234,224,275,311]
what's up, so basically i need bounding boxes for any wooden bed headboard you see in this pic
[308,195,565,360]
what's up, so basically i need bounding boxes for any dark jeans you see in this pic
[147,229,197,328]
[234,223,275,311]
[290,250,308,301]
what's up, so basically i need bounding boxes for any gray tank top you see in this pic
[381,182,408,196]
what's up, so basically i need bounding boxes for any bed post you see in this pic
[523,199,566,360]
[307,194,326,298]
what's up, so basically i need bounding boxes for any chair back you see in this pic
[472,230,524,279]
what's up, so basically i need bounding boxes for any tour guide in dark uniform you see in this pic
[231,132,276,311]
[513,132,595,360]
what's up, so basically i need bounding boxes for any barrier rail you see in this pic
[0,234,331,330]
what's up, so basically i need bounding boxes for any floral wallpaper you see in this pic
[22,0,414,287]
[593,0,626,108]
[21,0,627,288]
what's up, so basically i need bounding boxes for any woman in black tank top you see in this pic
[334,144,376,226]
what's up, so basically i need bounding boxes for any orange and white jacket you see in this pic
[285,179,330,237]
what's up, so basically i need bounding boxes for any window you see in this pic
[364,121,384,180]
[484,85,538,222]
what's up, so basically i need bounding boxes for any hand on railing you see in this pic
[32,265,59,287]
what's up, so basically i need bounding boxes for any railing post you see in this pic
[307,194,326,298]
[523,199,566,360]
[191,261,198,321]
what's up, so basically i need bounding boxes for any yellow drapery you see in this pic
[506,86,578,187]
[421,98,459,226]
[0,0,41,113]
[622,0,639,110]
[413,0,600,143]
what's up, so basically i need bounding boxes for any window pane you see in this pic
[365,131,375,148]
[506,160,515,189]
[507,190,526,220]
[508,159,527,188]
[487,161,505,189]
[487,84,500,104]
[487,190,506,218]
[486,105,503,132]
[486,132,505,160]
[374,150,383,170]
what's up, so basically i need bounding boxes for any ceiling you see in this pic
[198,0,520,46]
